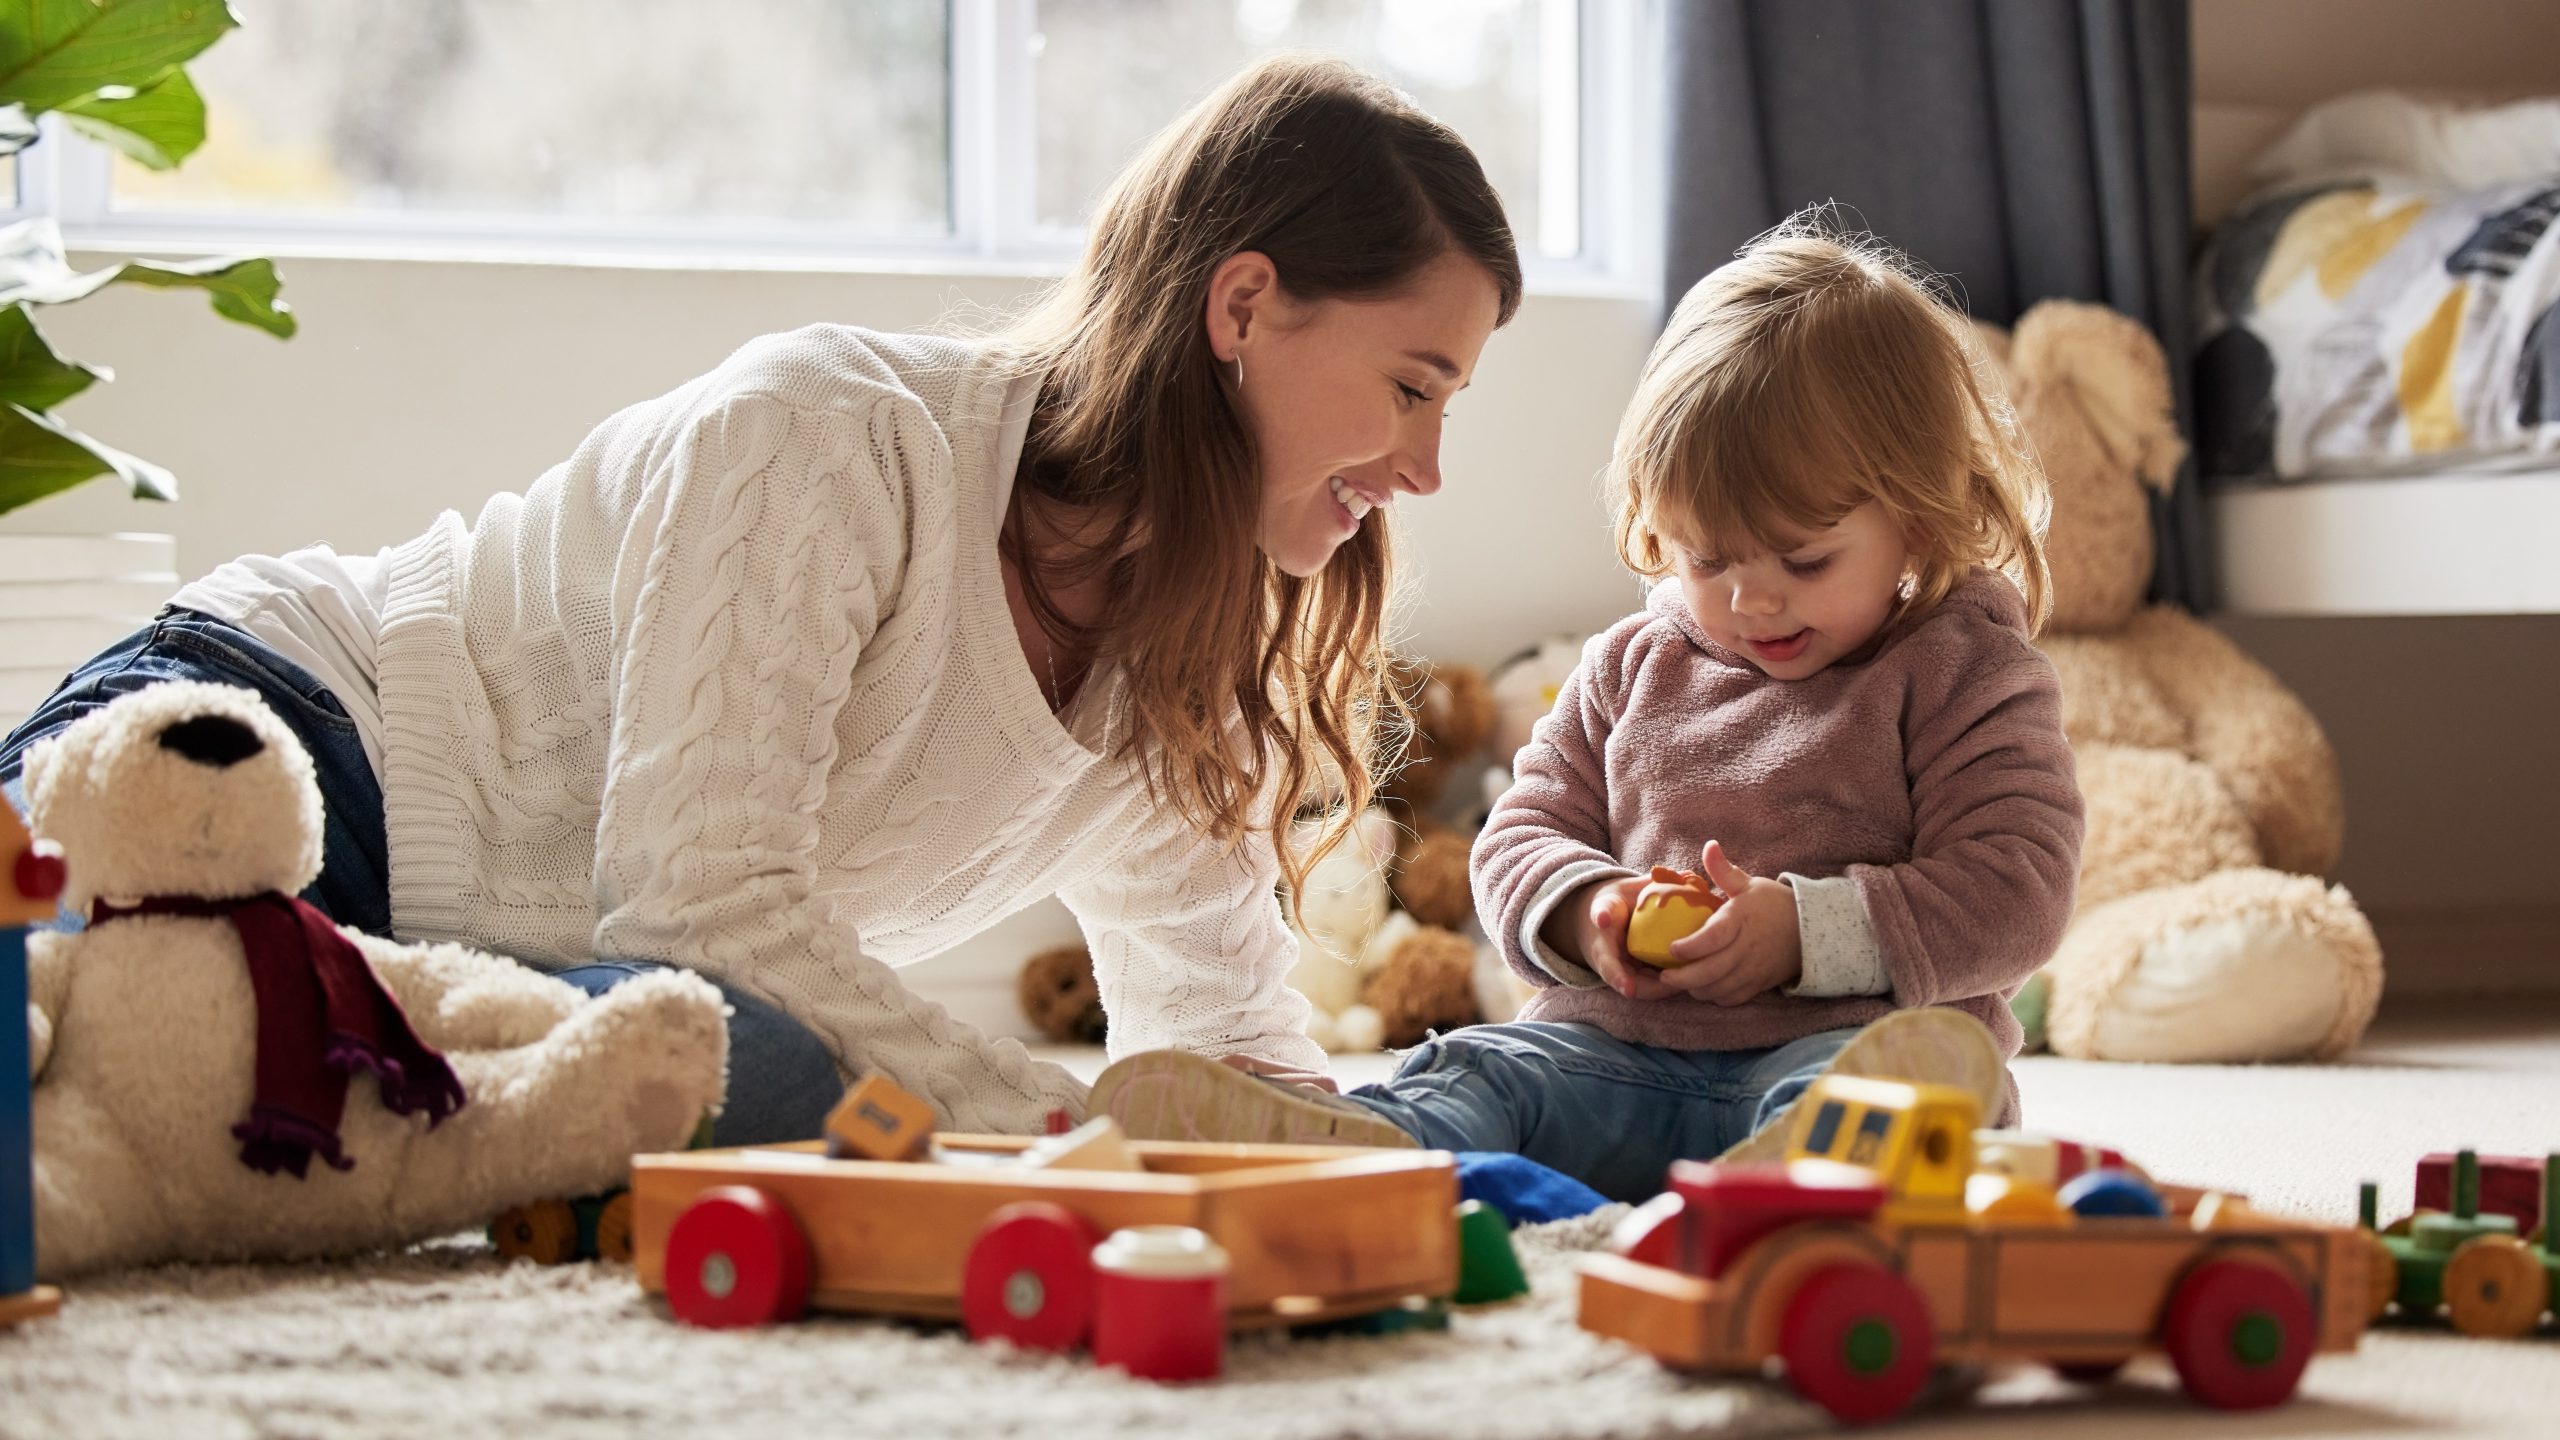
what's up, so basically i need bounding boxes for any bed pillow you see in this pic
[2195,93,2560,481]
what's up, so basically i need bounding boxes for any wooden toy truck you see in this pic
[631,1132,1459,1346]
[1579,1075,2368,1423]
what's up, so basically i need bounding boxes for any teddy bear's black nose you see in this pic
[158,714,265,768]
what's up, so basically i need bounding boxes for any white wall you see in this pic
[2191,0,2560,224]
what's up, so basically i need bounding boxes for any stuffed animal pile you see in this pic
[1984,302,2383,1062]
[1017,661,1515,1053]
[19,681,730,1278]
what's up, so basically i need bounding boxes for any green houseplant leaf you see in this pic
[0,399,172,511]
[0,0,236,114]
[0,219,293,337]
[60,67,205,169]
[0,300,106,411]
[0,0,288,518]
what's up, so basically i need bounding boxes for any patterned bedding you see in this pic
[2195,176,2560,482]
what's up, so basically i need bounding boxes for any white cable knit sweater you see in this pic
[372,324,1324,1132]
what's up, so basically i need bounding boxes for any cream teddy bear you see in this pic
[1283,808,1401,1053]
[21,682,728,1278]
[1984,302,2384,1062]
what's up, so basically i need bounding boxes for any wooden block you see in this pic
[1577,1253,1720,1369]
[1019,1116,1143,1172]
[0,1285,59,1327]
[823,1074,936,1162]
[2415,1152,2545,1234]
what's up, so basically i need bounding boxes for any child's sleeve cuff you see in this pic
[1520,859,1637,987]
[1782,872,1893,998]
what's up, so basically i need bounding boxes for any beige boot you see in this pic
[1088,1050,1417,1149]
[1718,1008,2007,1163]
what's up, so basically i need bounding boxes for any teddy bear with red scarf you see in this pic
[18,682,727,1278]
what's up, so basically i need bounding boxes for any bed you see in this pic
[2192,91,2560,617]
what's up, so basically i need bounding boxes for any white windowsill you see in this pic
[48,223,1662,302]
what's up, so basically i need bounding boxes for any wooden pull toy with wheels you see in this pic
[2357,1148,2557,1339]
[1579,1073,2371,1423]
[626,1070,1525,1381]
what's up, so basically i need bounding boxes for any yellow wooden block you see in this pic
[824,1074,936,1161]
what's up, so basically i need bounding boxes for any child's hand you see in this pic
[1548,874,1695,1001]
[1654,841,1802,1005]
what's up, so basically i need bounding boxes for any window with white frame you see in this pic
[11,0,1645,284]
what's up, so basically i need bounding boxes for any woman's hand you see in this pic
[1653,840,1803,1005]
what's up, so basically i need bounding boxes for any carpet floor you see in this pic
[4,1000,2556,1439]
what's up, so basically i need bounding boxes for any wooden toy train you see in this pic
[2358,1149,2556,1338]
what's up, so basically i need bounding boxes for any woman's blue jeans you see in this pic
[0,609,842,1146]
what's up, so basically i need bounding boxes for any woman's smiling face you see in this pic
[1209,250,1504,578]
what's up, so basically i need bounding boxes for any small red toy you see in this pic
[2414,1152,2545,1237]
[1091,1226,1229,1382]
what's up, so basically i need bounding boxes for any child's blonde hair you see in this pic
[1609,219,2051,631]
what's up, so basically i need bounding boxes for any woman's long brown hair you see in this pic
[996,54,1521,904]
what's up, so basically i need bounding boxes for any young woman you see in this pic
[1,56,1522,1143]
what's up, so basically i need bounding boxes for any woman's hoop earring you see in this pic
[1232,355,1244,388]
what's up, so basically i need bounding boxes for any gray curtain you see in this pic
[1664,0,2208,610]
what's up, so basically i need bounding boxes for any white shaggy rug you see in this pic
[4,1002,2558,1440]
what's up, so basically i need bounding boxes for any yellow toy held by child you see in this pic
[1624,866,1721,967]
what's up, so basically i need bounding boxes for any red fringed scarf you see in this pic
[91,892,469,1178]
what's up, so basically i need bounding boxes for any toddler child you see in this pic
[1095,227,2085,1202]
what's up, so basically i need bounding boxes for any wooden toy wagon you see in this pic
[1579,1074,2369,1424]
[630,1128,1460,1348]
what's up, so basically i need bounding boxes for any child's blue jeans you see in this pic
[1,609,843,1147]
[1342,1020,1861,1203]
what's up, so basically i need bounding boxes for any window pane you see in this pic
[113,0,950,231]
[1032,0,1566,256]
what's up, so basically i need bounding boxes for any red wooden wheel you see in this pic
[2163,1255,2315,1410]
[963,1203,1103,1352]
[1778,1262,1936,1424]
[664,1186,811,1329]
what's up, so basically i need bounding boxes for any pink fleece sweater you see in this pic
[1473,567,2083,1072]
